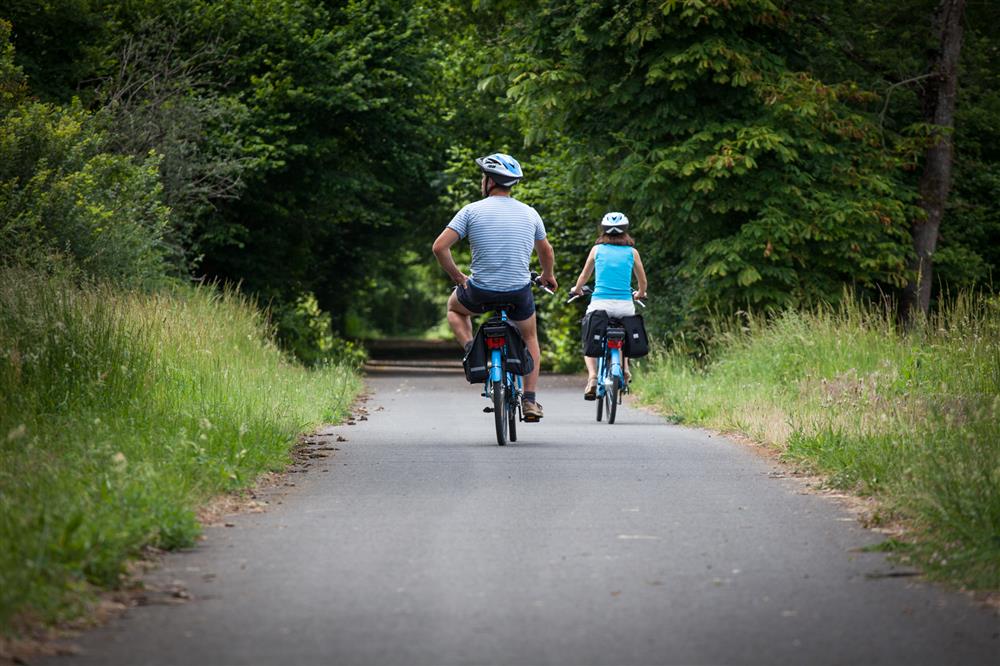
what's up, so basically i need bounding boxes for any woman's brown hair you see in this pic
[595,232,635,247]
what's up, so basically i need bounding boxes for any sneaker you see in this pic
[584,377,597,401]
[522,400,544,422]
[463,340,474,358]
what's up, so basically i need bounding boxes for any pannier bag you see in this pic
[581,309,609,357]
[622,314,650,358]
[462,317,535,384]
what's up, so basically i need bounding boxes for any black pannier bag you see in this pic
[462,328,489,384]
[462,317,535,384]
[581,309,609,357]
[501,319,534,376]
[622,314,650,358]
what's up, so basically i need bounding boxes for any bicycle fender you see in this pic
[490,349,503,383]
[611,349,623,379]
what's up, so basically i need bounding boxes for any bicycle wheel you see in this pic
[596,374,604,422]
[493,379,507,446]
[507,385,518,442]
[607,376,619,424]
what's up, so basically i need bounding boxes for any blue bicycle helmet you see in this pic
[475,153,523,188]
[601,212,630,235]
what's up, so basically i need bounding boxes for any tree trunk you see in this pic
[901,0,966,322]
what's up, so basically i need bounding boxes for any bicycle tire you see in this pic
[596,377,604,422]
[508,386,518,442]
[493,379,507,446]
[608,376,619,424]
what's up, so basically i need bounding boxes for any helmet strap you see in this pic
[482,175,509,197]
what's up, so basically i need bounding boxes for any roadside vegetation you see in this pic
[636,294,1000,590]
[0,268,362,630]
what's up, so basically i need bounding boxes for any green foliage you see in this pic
[791,0,1000,298]
[0,98,171,285]
[637,293,1000,589]
[488,0,917,326]
[176,0,449,335]
[0,268,362,628]
[273,293,368,367]
[0,20,171,285]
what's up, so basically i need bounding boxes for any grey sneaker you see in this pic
[463,340,474,357]
[522,400,543,422]
[584,377,597,401]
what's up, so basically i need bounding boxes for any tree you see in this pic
[902,0,966,320]
[482,0,915,334]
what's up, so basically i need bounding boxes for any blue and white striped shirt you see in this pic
[447,196,547,292]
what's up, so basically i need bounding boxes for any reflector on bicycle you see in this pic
[486,336,505,350]
[483,323,507,338]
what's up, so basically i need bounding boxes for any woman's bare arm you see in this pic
[572,247,597,294]
[633,249,648,298]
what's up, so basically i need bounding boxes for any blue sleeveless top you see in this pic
[592,244,634,300]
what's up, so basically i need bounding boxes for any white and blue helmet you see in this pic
[601,212,630,234]
[475,153,523,187]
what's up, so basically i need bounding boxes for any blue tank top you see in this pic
[592,244,634,300]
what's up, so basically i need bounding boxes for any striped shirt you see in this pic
[447,196,547,292]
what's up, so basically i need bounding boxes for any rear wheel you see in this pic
[607,376,619,424]
[508,387,518,442]
[596,374,604,422]
[493,380,507,446]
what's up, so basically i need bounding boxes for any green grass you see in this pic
[0,268,362,629]
[636,294,1000,590]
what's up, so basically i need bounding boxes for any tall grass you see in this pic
[0,268,361,629]
[637,294,1000,589]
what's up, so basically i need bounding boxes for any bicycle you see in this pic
[467,272,553,446]
[566,285,645,425]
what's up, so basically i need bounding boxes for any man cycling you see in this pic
[432,153,557,422]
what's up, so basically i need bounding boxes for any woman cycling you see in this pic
[568,212,648,400]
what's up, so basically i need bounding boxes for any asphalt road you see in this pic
[48,369,999,665]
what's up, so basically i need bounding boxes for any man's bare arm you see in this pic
[432,228,468,287]
[534,238,558,290]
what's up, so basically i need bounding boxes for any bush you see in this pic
[0,99,171,286]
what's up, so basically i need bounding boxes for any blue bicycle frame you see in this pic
[595,343,624,399]
[485,307,523,396]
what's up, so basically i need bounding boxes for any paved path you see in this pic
[49,370,998,665]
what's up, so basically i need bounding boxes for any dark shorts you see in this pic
[455,281,535,321]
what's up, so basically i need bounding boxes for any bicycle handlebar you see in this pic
[566,285,646,308]
[529,271,555,295]
[448,272,555,295]
[565,285,593,304]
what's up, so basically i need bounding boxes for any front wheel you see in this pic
[493,380,508,446]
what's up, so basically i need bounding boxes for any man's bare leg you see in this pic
[446,291,475,348]
[514,314,541,394]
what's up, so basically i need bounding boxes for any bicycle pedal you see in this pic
[483,407,494,413]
